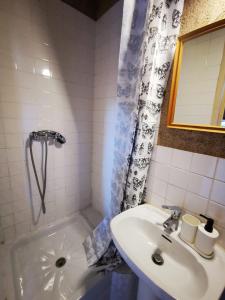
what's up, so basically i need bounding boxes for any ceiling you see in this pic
[62,0,119,20]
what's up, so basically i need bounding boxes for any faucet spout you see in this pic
[162,205,181,233]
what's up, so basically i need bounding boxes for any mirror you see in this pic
[168,19,225,133]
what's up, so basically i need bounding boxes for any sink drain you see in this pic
[152,249,164,265]
[55,257,66,268]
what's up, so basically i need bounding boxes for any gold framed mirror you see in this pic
[167,19,225,133]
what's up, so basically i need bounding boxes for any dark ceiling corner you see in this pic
[96,0,119,20]
[62,0,96,20]
[62,0,119,21]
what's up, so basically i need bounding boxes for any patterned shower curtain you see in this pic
[84,0,184,268]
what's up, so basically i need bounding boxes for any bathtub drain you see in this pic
[55,257,67,268]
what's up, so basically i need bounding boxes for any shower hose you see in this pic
[29,136,48,214]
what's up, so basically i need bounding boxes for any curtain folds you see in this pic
[83,0,184,268]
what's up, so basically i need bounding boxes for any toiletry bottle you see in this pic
[195,214,219,256]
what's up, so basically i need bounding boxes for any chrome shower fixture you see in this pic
[29,130,66,215]
[29,130,66,144]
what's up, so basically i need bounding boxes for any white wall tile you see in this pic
[8,161,25,176]
[15,221,30,236]
[0,163,9,177]
[147,192,165,207]
[0,203,13,217]
[187,173,212,198]
[217,225,225,248]
[14,209,30,224]
[153,145,173,164]
[152,161,170,182]
[215,158,225,182]
[207,201,225,227]
[0,134,6,148]
[171,148,192,170]
[0,189,12,204]
[190,153,217,177]
[1,214,14,228]
[149,178,168,198]
[184,192,208,214]
[5,134,23,148]
[3,226,16,242]
[166,184,186,207]
[7,148,24,162]
[0,177,10,191]
[0,149,7,163]
[210,180,225,206]
[168,167,188,189]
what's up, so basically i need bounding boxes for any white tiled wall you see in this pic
[91,1,123,215]
[146,145,225,247]
[0,0,95,242]
[174,27,225,125]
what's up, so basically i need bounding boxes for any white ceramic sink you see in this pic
[110,204,225,300]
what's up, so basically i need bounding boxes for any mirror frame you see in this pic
[167,19,225,134]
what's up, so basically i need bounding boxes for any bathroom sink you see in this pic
[110,204,225,300]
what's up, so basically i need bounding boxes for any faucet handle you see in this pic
[162,205,181,217]
[162,204,181,210]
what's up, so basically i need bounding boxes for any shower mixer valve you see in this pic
[29,130,66,144]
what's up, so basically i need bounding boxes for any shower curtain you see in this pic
[84,0,184,268]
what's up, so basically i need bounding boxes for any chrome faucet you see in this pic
[162,205,181,234]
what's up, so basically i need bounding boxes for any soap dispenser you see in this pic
[195,214,219,256]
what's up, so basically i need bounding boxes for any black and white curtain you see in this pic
[84,0,184,267]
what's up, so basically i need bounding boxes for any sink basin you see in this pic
[110,204,225,300]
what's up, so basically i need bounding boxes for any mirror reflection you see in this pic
[174,27,225,127]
